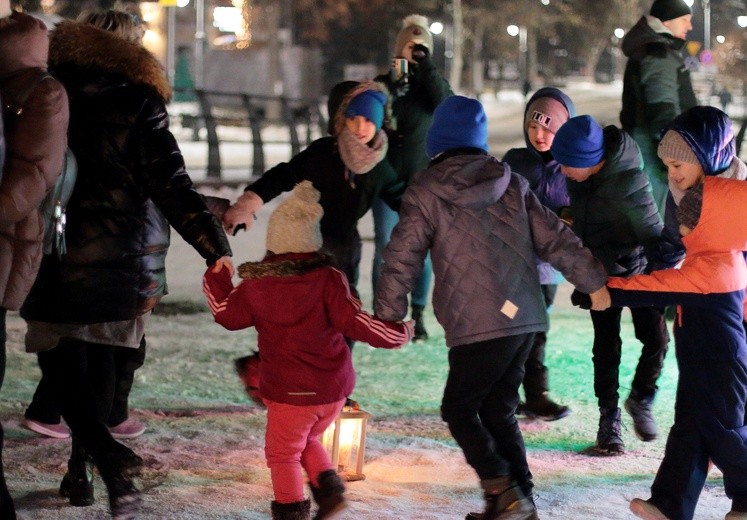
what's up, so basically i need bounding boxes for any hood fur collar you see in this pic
[238,253,334,280]
[49,20,171,102]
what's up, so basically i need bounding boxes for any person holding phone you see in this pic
[373,14,453,342]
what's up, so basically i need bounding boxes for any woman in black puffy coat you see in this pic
[20,10,232,518]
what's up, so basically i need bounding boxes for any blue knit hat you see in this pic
[426,96,488,158]
[345,90,387,131]
[550,115,605,168]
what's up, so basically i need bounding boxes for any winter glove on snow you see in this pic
[571,289,592,310]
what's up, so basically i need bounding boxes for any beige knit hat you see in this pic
[394,14,433,56]
[266,181,323,255]
[657,130,700,165]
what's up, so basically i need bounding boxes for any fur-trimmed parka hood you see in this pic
[49,20,171,102]
[238,252,335,280]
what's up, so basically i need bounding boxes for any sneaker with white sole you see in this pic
[109,418,145,439]
[22,418,71,439]
[630,498,670,520]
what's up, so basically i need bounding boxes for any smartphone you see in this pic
[391,58,408,81]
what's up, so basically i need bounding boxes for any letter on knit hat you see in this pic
[266,181,324,255]
[426,96,488,158]
[525,97,569,135]
[394,14,433,56]
[550,115,605,168]
[650,0,692,22]
[657,130,701,166]
[345,90,387,131]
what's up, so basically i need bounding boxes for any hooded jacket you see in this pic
[607,178,747,467]
[567,126,663,277]
[246,81,404,245]
[20,20,230,324]
[375,151,607,347]
[203,252,410,405]
[502,87,575,285]
[0,12,68,310]
[620,16,697,143]
[655,107,747,270]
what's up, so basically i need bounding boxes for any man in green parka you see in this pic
[620,0,697,216]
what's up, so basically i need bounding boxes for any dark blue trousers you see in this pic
[650,319,747,520]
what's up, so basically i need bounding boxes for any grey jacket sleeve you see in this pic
[374,190,433,321]
[526,189,607,293]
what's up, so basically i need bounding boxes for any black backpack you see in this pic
[1,70,76,258]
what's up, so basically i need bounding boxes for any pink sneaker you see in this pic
[22,418,70,439]
[109,418,145,439]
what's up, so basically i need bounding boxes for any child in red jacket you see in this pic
[203,181,413,520]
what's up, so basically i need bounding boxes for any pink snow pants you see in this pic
[264,398,345,503]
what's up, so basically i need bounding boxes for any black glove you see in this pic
[571,289,592,310]
[412,43,430,63]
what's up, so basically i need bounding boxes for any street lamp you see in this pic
[507,24,529,95]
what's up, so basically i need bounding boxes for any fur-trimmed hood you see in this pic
[238,252,335,280]
[49,20,171,102]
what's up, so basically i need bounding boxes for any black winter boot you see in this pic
[411,304,429,342]
[94,442,143,520]
[595,407,625,455]
[59,457,95,506]
[310,469,347,519]
[524,392,571,422]
[271,498,311,520]
[472,477,538,520]
[60,441,95,506]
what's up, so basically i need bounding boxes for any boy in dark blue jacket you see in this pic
[551,115,669,455]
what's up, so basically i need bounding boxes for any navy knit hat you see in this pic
[345,90,387,131]
[650,0,692,22]
[426,96,488,158]
[550,115,605,168]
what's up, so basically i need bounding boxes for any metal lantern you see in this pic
[322,406,372,482]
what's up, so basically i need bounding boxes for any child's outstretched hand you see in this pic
[589,286,611,311]
[211,256,235,275]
